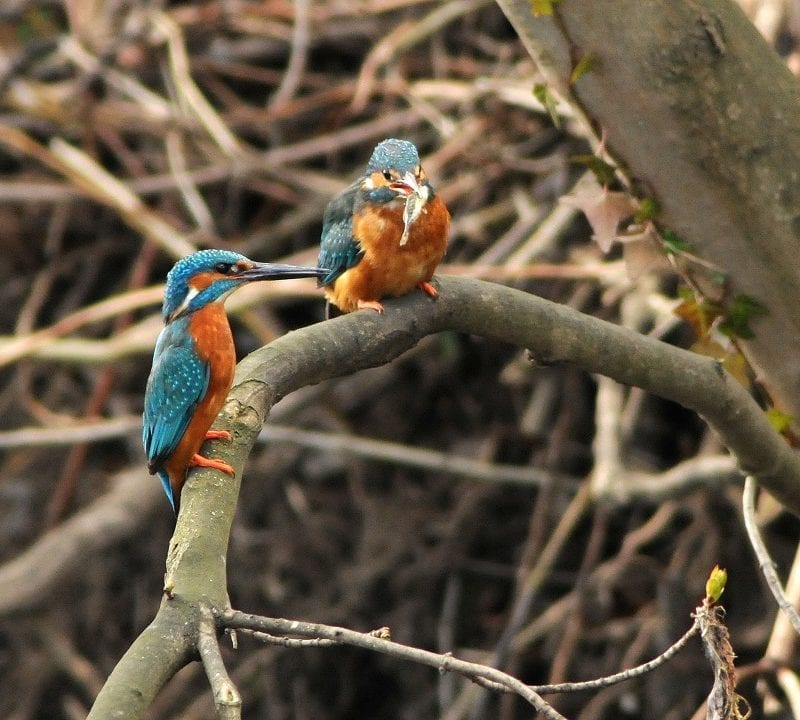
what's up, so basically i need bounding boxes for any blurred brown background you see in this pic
[2,1,800,718]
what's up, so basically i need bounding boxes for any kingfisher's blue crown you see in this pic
[366,139,420,174]
[162,249,248,320]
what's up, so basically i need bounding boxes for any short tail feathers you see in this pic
[157,470,178,514]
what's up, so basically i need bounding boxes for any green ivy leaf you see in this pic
[570,53,595,84]
[661,229,690,254]
[710,270,728,288]
[570,154,617,186]
[634,198,659,224]
[766,408,794,434]
[530,0,561,16]
[718,294,769,340]
[533,83,561,128]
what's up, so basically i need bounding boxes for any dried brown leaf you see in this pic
[560,176,637,252]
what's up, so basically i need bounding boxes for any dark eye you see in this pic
[382,171,393,181]
[215,262,234,274]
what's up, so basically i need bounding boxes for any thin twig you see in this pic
[351,0,491,112]
[0,285,163,368]
[530,620,700,694]
[268,0,311,110]
[165,129,216,234]
[220,610,567,720]
[198,607,242,720]
[261,423,578,489]
[151,10,243,157]
[49,137,197,257]
[742,476,800,635]
[236,628,337,649]
[0,416,141,448]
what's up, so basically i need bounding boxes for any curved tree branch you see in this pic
[89,275,800,718]
[232,276,800,512]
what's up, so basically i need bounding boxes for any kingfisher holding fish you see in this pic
[317,138,450,314]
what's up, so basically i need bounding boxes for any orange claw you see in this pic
[204,429,232,441]
[189,453,235,476]
[357,299,385,313]
[418,281,438,298]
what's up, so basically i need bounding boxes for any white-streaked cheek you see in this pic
[174,285,200,318]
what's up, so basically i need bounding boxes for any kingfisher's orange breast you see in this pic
[164,303,236,486]
[328,195,450,312]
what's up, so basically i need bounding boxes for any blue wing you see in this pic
[318,181,364,287]
[142,318,210,476]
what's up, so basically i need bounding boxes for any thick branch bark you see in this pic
[495,0,800,420]
[89,276,800,717]
[233,276,800,512]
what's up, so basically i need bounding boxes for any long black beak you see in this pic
[237,262,330,281]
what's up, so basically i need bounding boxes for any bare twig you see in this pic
[220,610,567,720]
[530,620,700,693]
[150,10,243,157]
[236,628,337,649]
[0,275,321,368]
[695,599,749,720]
[50,138,197,258]
[198,607,242,720]
[260,423,577,489]
[742,476,800,635]
[0,467,161,617]
[351,0,491,112]
[743,475,800,716]
[165,129,216,233]
[267,0,311,110]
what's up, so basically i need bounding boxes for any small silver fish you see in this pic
[400,191,426,246]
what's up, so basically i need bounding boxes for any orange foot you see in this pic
[189,453,235,476]
[418,281,438,298]
[357,299,385,313]
[204,429,232,441]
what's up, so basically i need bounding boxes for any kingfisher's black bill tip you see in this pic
[239,262,330,281]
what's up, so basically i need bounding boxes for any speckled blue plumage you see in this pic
[145,249,327,511]
[143,316,210,510]
[162,249,250,320]
[148,250,247,510]
[317,183,364,287]
[317,139,424,287]
[365,138,420,175]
